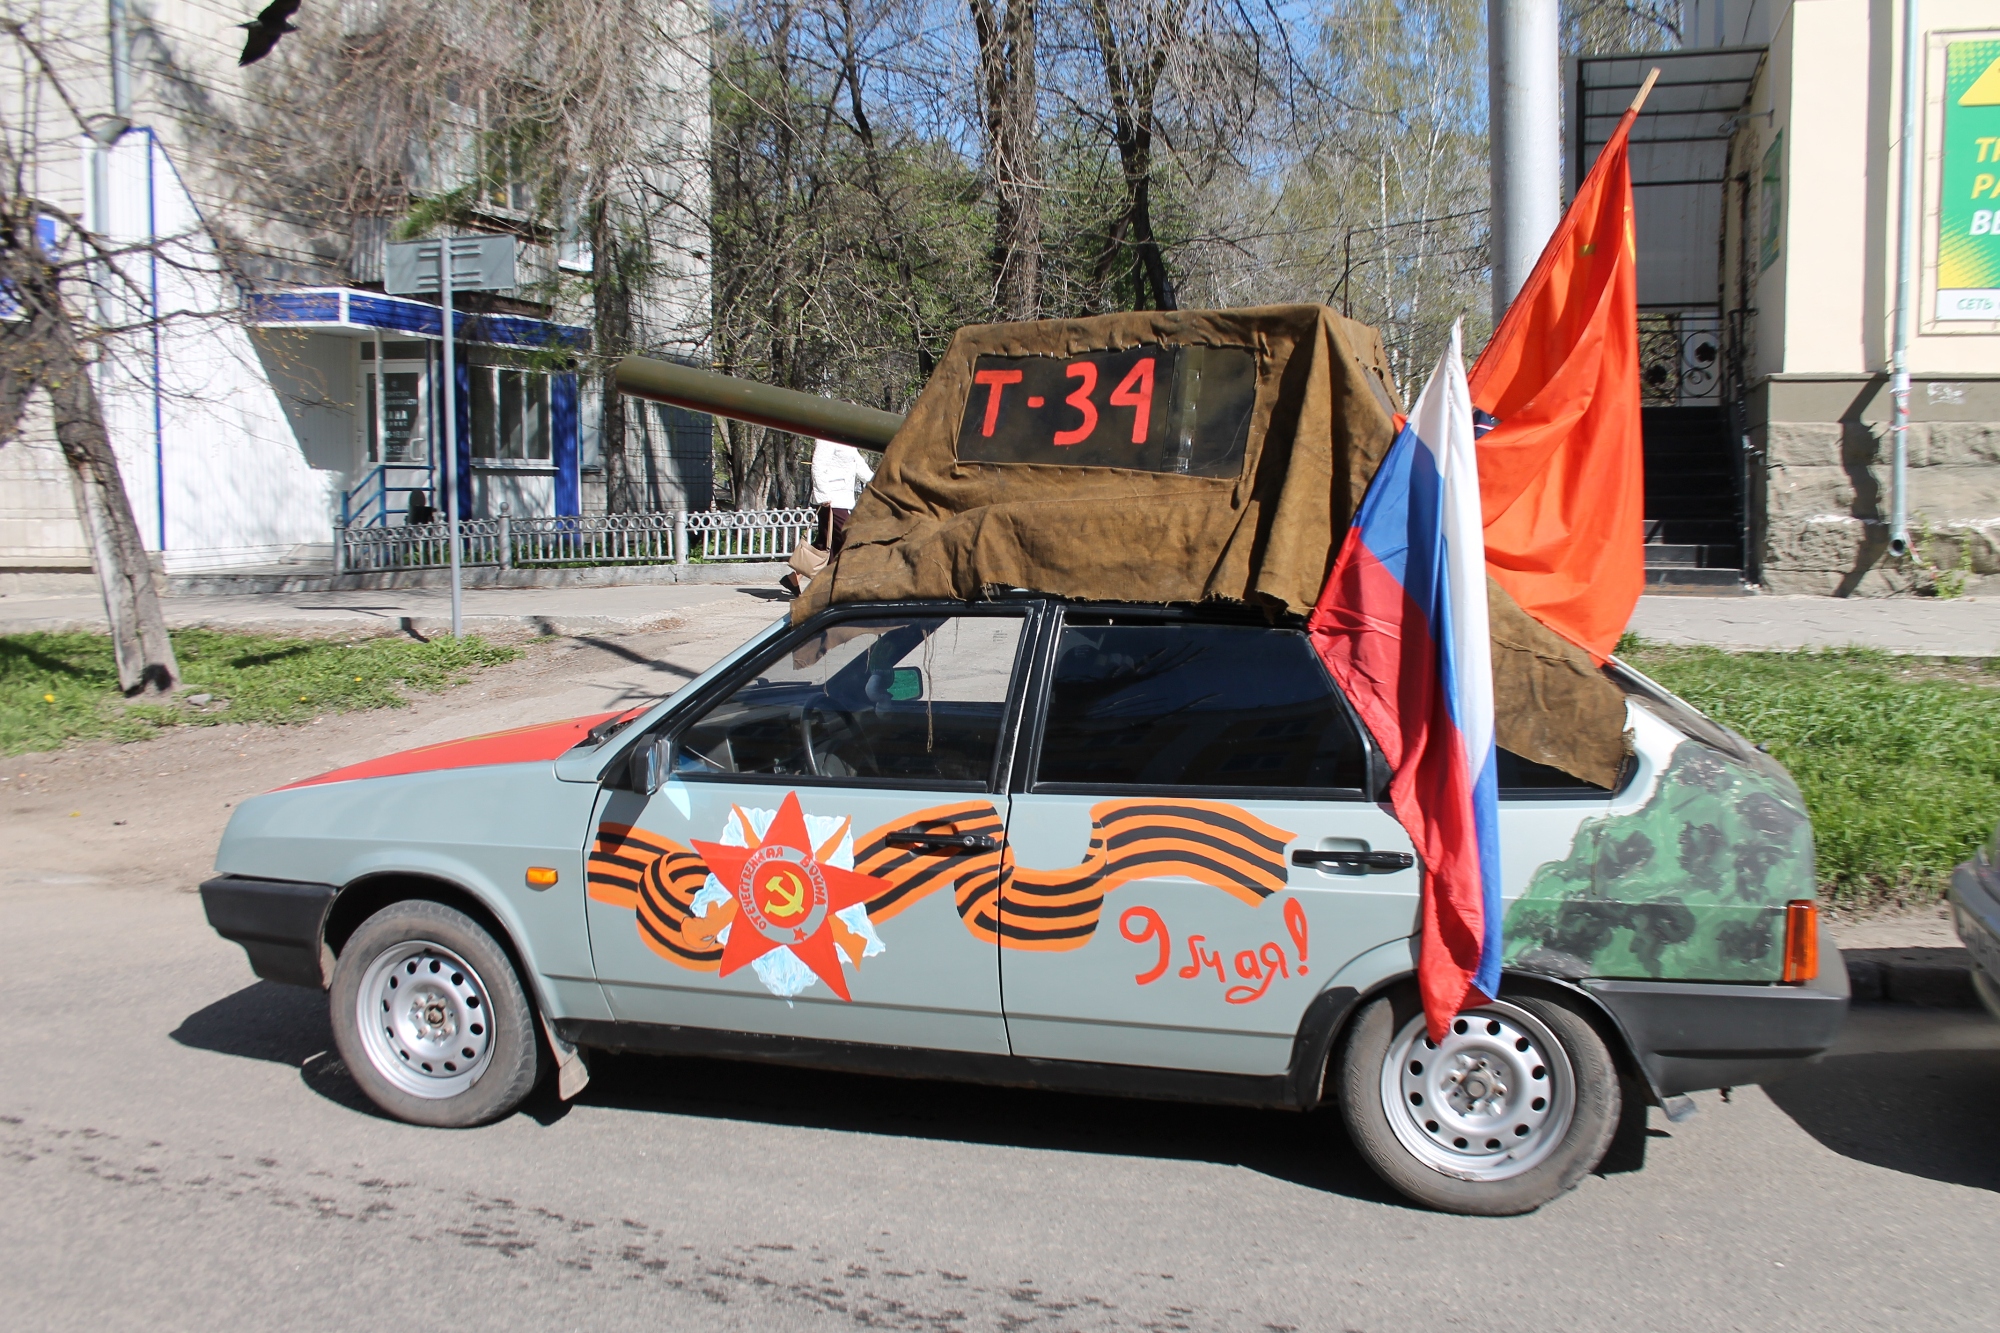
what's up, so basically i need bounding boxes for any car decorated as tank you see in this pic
[203,595,1847,1215]
[201,308,1847,1215]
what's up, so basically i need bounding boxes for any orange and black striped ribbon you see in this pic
[586,798,1294,966]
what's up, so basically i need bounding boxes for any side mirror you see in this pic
[627,735,675,794]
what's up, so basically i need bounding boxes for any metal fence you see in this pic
[337,507,819,573]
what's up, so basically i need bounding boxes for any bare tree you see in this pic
[2,21,178,693]
[969,0,1041,318]
[1564,0,1681,54]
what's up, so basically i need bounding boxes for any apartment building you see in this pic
[0,0,712,584]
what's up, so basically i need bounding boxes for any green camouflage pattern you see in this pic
[1503,740,1815,982]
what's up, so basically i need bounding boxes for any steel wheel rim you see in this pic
[355,939,497,1099]
[1379,1000,1576,1182]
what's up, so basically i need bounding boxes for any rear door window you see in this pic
[1032,619,1369,793]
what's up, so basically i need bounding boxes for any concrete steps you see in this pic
[1644,566,1748,593]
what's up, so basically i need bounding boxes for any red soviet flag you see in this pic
[1469,105,1645,661]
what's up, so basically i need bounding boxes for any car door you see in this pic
[585,606,1033,1055]
[999,609,1421,1077]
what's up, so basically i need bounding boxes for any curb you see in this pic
[0,610,722,638]
[1840,947,1981,1008]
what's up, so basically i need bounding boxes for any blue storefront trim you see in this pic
[248,287,591,351]
[252,287,590,517]
[553,375,580,515]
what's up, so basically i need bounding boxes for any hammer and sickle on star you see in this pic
[762,867,808,919]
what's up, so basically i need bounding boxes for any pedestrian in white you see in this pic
[811,438,874,515]
[782,439,876,595]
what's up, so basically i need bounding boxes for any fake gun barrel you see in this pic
[612,355,906,451]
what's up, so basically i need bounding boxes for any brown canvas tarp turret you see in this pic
[796,304,1629,787]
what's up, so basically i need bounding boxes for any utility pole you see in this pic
[1487,0,1562,321]
[439,242,462,636]
[1887,0,1921,559]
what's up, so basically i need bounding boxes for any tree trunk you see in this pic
[1088,0,1178,311]
[969,0,1041,319]
[42,333,179,695]
[591,198,639,513]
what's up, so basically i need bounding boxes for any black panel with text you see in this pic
[955,344,1258,477]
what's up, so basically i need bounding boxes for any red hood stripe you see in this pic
[279,708,645,790]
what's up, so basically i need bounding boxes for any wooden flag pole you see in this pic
[1630,66,1662,114]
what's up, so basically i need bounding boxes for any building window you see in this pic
[470,364,551,461]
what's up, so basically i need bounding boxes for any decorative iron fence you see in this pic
[336,507,819,573]
[686,507,817,561]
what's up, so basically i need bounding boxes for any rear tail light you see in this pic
[1781,900,1819,982]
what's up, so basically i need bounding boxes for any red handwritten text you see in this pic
[1118,901,1311,1004]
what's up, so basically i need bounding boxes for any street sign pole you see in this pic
[384,233,515,639]
[439,242,462,636]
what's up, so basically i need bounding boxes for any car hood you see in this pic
[279,710,639,789]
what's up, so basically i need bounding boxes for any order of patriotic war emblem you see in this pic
[738,844,829,944]
[691,792,886,1001]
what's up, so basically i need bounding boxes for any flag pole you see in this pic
[1629,66,1661,114]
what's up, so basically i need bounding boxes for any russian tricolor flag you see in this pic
[1308,323,1501,1039]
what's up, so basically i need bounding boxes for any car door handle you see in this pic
[884,831,1000,854]
[1291,848,1416,871]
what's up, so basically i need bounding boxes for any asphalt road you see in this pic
[4,602,1999,1330]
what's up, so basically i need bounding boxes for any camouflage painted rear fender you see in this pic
[1503,738,1814,983]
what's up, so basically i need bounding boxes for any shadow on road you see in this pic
[168,982,1402,1202]
[576,1050,1407,1206]
[1764,1035,2000,1194]
[572,634,697,677]
[168,984,1665,1206]
[169,980,380,1117]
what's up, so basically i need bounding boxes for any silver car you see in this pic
[202,598,1848,1214]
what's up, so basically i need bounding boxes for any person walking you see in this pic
[782,438,875,595]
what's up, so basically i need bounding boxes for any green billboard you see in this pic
[1938,39,2000,320]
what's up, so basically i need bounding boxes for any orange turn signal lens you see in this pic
[525,867,560,889]
[1781,899,1818,982]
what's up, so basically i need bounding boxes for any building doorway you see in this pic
[360,340,435,526]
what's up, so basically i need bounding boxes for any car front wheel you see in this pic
[1336,990,1619,1215]
[330,900,544,1128]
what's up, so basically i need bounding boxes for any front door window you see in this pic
[585,611,1030,1054]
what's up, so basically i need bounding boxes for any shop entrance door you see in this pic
[360,343,434,522]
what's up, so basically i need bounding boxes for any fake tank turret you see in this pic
[612,355,904,450]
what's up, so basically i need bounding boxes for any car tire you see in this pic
[1336,988,1620,1215]
[329,899,545,1128]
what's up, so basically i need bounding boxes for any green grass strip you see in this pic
[1,629,519,756]
[1621,635,2000,907]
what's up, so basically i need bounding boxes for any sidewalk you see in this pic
[1628,594,2000,656]
[0,579,794,639]
[11,581,2000,655]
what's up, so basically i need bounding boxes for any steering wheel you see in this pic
[799,706,864,777]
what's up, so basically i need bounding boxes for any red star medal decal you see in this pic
[691,792,887,1001]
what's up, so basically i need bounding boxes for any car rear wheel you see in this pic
[329,900,544,1128]
[1336,990,1619,1215]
